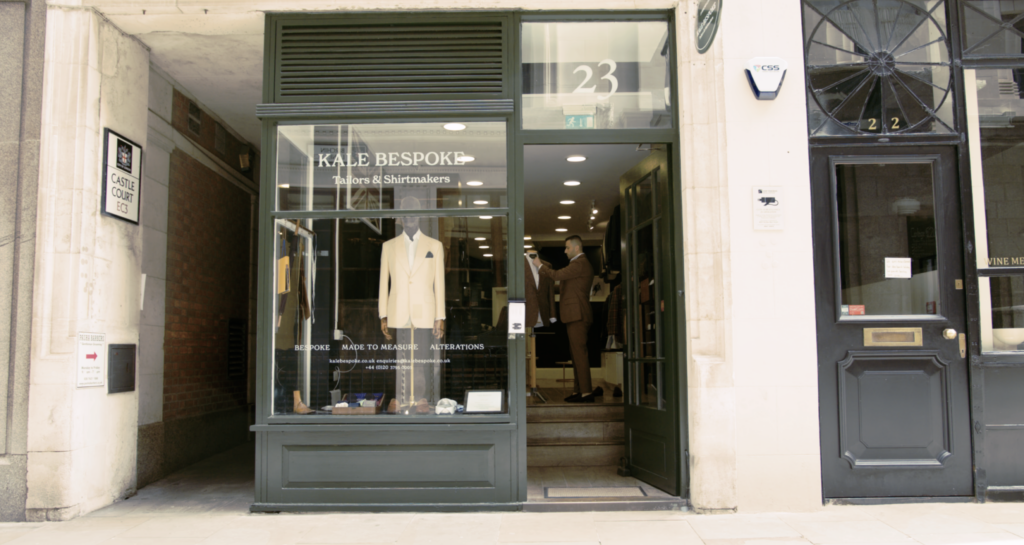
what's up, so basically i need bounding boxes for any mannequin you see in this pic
[379,197,445,411]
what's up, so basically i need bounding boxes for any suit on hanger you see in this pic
[379,230,446,407]
[525,256,556,389]
[540,254,595,393]
[379,232,446,328]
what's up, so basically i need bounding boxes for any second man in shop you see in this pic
[532,235,600,403]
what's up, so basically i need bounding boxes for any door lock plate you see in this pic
[955,279,963,290]
[959,333,966,358]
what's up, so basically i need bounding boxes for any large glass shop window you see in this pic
[521,21,672,130]
[276,122,506,212]
[272,123,510,416]
[966,69,1024,353]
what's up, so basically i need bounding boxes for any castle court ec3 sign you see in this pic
[102,129,142,224]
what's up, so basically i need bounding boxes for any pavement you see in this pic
[1,442,1023,545]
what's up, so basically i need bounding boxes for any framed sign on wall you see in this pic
[101,128,142,224]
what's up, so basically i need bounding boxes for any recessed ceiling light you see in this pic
[524,244,532,248]
[555,228,568,232]
[558,216,571,220]
[560,200,575,205]
[564,181,581,186]
[466,181,483,186]
[524,236,532,240]
[457,155,475,163]
[483,253,493,257]
[590,216,596,220]
[566,155,587,163]
[279,184,291,188]
[592,208,598,214]
[473,200,488,205]
[480,245,489,249]
[443,122,467,131]
[479,216,493,220]
[475,237,486,241]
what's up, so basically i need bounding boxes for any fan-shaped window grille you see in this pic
[274,18,508,103]
[803,0,954,136]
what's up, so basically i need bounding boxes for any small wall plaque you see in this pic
[108,344,137,394]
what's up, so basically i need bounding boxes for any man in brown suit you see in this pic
[524,255,556,393]
[532,235,597,403]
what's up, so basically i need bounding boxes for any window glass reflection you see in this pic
[521,22,672,130]
[836,162,942,317]
[275,122,506,212]
[272,216,509,416]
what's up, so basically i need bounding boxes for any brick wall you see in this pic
[170,88,259,185]
[164,149,251,422]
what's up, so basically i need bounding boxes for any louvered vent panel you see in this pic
[276,21,506,102]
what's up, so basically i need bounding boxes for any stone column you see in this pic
[0,0,46,523]
[676,0,737,514]
[26,6,149,520]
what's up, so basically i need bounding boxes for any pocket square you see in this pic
[425,251,434,258]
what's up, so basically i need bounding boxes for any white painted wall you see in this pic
[719,0,822,512]
[138,66,173,428]
[27,6,149,520]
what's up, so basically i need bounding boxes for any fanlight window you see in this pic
[803,0,954,136]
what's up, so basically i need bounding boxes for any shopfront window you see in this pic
[521,21,672,130]
[272,122,510,416]
[963,1,1024,57]
[966,68,1024,352]
[276,122,506,212]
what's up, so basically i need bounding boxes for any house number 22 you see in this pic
[573,59,619,99]
[866,117,901,130]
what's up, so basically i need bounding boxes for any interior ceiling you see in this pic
[103,11,266,149]
[524,144,647,247]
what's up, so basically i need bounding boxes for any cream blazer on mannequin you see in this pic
[379,233,446,329]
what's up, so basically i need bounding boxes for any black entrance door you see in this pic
[621,150,679,495]
[812,147,973,497]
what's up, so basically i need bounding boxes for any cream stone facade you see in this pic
[3,0,830,521]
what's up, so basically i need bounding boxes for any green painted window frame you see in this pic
[255,10,685,432]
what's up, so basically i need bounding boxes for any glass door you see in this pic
[622,149,679,495]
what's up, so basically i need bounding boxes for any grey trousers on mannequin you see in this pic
[395,327,440,407]
[566,320,593,393]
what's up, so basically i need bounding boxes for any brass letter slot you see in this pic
[863,327,923,347]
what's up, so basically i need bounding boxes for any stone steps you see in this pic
[526,399,625,467]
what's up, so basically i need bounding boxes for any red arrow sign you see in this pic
[86,353,97,361]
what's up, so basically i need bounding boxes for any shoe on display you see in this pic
[592,386,604,397]
[569,393,596,403]
[613,386,623,397]
[564,392,582,403]
[415,398,430,414]
[293,391,314,414]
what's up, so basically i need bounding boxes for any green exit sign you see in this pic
[564,115,594,129]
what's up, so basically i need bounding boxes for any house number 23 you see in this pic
[573,59,619,99]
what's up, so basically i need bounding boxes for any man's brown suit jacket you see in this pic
[540,254,594,324]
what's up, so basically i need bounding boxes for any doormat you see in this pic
[544,486,647,499]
